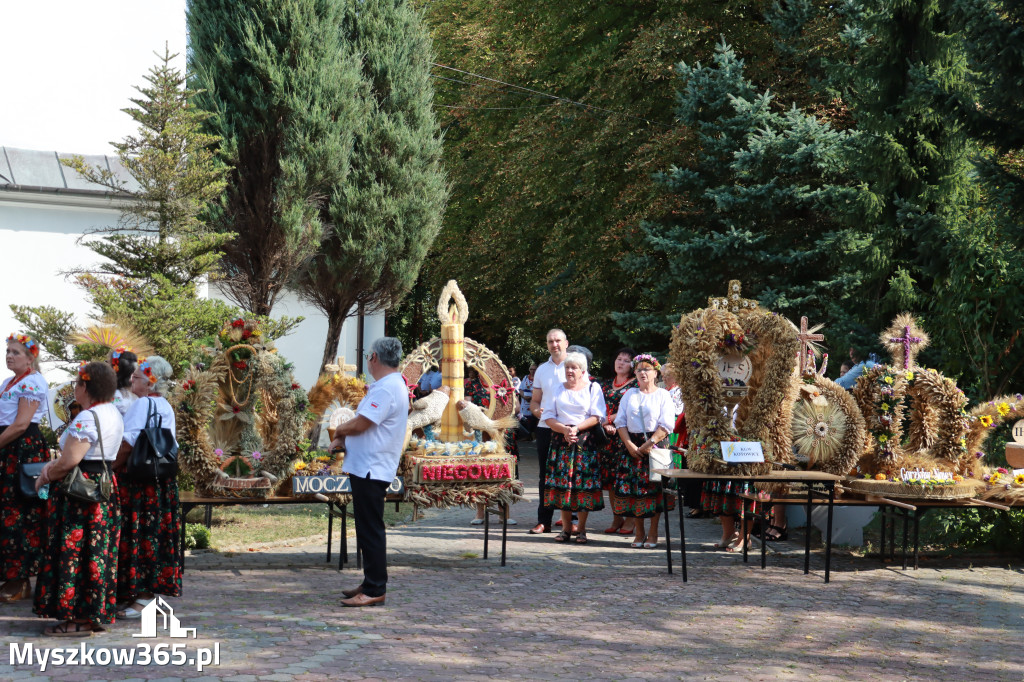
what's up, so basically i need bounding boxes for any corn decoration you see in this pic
[437,280,470,442]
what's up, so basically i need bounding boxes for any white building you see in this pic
[0,146,383,388]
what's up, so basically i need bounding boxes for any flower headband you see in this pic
[78,362,91,382]
[7,333,40,357]
[138,358,158,385]
[631,353,661,371]
[110,346,132,373]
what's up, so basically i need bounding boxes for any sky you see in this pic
[0,1,187,155]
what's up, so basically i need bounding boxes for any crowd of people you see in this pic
[1,333,180,636]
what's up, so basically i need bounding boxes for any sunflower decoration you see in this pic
[72,321,153,361]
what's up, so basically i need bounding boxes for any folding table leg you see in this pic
[677,487,687,582]
[326,501,333,564]
[500,503,508,567]
[662,489,672,575]
[804,487,813,574]
[824,484,835,583]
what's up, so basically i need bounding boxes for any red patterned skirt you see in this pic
[543,432,604,511]
[701,480,760,518]
[0,423,51,579]
[33,468,121,625]
[117,476,182,600]
[612,433,676,519]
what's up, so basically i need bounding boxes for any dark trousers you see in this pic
[350,473,390,597]
[536,428,555,526]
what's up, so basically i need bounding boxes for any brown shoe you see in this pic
[0,579,31,603]
[527,524,550,534]
[340,593,385,608]
[341,585,364,599]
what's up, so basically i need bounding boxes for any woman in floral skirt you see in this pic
[0,333,51,602]
[34,361,123,636]
[113,356,180,618]
[612,354,675,549]
[542,351,606,544]
[598,347,635,535]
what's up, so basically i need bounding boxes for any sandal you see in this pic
[44,620,101,637]
[553,531,572,543]
[616,526,636,535]
[713,533,740,550]
[725,536,747,553]
[765,525,789,542]
[686,508,705,519]
[629,541,645,548]
[575,532,588,544]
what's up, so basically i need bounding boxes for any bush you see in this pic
[184,523,211,550]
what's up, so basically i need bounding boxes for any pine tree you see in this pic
[614,41,864,353]
[187,0,365,316]
[62,47,231,285]
[13,50,238,370]
[297,0,447,374]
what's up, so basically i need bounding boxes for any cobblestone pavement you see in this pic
[2,444,1023,680]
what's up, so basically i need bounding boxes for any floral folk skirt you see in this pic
[33,472,121,625]
[117,476,182,600]
[599,437,624,490]
[0,423,50,580]
[543,432,604,511]
[612,432,676,518]
[701,480,760,518]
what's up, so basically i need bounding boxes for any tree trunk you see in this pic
[319,306,346,378]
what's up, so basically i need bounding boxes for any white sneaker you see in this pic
[505,518,518,526]
[470,518,484,525]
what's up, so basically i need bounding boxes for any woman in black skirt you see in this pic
[34,362,123,636]
[0,333,51,602]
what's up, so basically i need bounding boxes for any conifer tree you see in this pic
[615,41,862,351]
[187,0,365,316]
[297,0,447,373]
[13,50,238,370]
[836,0,976,318]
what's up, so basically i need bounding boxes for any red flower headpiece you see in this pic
[110,346,132,373]
[78,362,91,382]
[7,333,40,357]
[138,358,158,385]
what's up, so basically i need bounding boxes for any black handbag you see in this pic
[61,409,114,504]
[584,382,611,448]
[18,461,47,498]
[126,398,178,480]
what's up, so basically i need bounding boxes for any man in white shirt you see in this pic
[331,337,409,607]
[528,329,568,534]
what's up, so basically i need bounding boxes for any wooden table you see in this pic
[178,492,511,570]
[655,469,842,582]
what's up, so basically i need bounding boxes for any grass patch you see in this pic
[185,501,413,550]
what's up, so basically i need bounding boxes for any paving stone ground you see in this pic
[1,442,1022,680]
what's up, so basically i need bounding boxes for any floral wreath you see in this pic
[631,353,662,371]
[138,358,158,385]
[110,346,131,373]
[852,363,969,478]
[7,333,39,357]
[174,344,308,499]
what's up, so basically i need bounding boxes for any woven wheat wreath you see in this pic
[669,281,800,477]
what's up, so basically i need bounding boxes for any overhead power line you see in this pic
[430,62,674,128]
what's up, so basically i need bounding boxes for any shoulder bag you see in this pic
[583,381,610,448]
[126,398,179,480]
[638,399,672,481]
[61,409,114,503]
[17,380,57,498]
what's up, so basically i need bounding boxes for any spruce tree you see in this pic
[297,0,447,373]
[615,41,863,353]
[187,0,365,316]
[836,0,976,319]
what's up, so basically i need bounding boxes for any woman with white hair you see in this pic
[113,356,180,618]
[0,333,51,602]
[541,351,606,544]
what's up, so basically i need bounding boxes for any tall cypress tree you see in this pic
[186,0,365,315]
[297,0,448,373]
